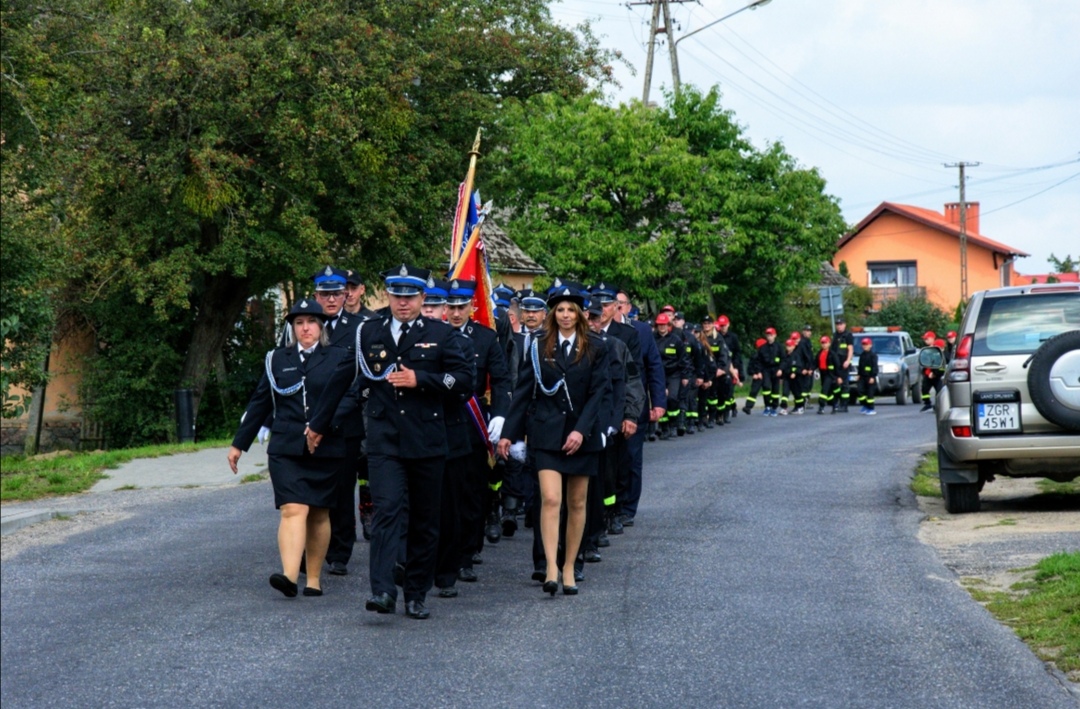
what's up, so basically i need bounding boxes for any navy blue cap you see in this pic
[424,278,449,305]
[546,278,586,309]
[492,283,514,307]
[516,288,547,311]
[344,269,364,286]
[446,279,477,306]
[383,264,429,296]
[286,298,328,322]
[313,265,347,292]
[588,282,617,303]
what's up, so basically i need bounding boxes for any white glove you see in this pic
[509,441,528,463]
[606,426,617,437]
[487,416,505,444]
[257,426,270,445]
[600,433,607,449]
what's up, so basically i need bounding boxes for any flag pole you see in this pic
[450,128,483,260]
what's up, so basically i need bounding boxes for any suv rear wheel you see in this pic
[941,480,980,513]
[895,374,908,405]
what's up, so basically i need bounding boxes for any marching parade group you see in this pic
[226,263,928,619]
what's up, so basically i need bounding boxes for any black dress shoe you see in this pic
[607,516,624,535]
[501,516,518,537]
[562,584,579,595]
[405,600,430,619]
[437,586,459,598]
[542,581,558,596]
[574,568,584,583]
[620,515,634,528]
[471,552,483,565]
[393,562,405,587]
[365,593,396,614]
[458,567,478,583]
[269,573,298,598]
[531,570,546,582]
[597,532,610,548]
[582,549,602,563]
[328,561,348,576]
[302,587,323,597]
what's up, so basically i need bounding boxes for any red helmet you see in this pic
[660,304,676,313]
[819,335,831,345]
[861,337,873,345]
[922,330,936,341]
[755,338,767,348]
[790,331,801,340]
[947,331,957,339]
[785,339,797,347]
[716,314,730,326]
[934,338,946,348]
[655,313,671,325]
[765,327,777,335]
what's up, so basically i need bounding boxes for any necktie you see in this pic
[399,321,410,344]
[327,319,335,335]
[562,340,571,360]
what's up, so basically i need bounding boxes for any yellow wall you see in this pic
[833,213,1016,312]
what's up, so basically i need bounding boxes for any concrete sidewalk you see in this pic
[1,444,269,536]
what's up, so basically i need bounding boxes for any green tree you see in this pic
[487,87,846,333]
[866,295,950,339]
[3,0,613,441]
[1047,253,1078,275]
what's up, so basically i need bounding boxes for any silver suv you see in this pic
[930,284,1080,513]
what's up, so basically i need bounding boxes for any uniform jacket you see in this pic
[816,347,843,379]
[706,334,732,375]
[597,329,645,427]
[504,331,611,453]
[655,330,689,378]
[831,330,855,365]
[632,319,667,413]
[857,349,879,379]
[458,320,513,449]
[309,316,474,460]
[790,343,814,374]
[756,341,783,377]
[721,330,743,378]
[233,344,352,459]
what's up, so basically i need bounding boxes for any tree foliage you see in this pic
[486,87,846,333]
[2,0,612,442]
[1047,253,1078,275]
[866,295,950,339]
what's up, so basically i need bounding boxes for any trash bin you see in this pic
[174,388,196,443]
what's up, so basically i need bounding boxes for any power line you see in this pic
[980,171,1080,216]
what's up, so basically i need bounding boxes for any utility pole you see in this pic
[634,0,693,104]
[945,161,980,302]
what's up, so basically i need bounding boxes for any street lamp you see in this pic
[672,0,773,95]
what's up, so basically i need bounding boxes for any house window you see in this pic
[868,261,917,288]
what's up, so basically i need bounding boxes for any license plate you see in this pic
[976,402,1021,434]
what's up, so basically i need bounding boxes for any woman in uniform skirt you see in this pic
[228,299,353,598]
[498,283,609,595]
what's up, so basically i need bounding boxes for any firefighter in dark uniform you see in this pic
[310,266,368,577]
[701,317,732,427]
[797,324,815,408]
[831,316,855,412]
[306,264,474,620]
[742,337,767,415]
[758,328,783,416]
[816,335,844,414]
[444,279,512,582]
[654,312,690,438]
[856,337,879,415]
[716,315,743,421]
[919,330,945,412]
[671,312,700,434]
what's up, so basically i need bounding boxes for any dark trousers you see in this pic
[326,436,363,566]
[857,377,878,410]
[459,446,490,569]
[587,440,620,548]
[921,372,943,402]
[622,421,646,519]
[819,374,841,408]
[434,453,468,589]
[789,375,804,408]
[368,454,443,603]
[661,374,683,428]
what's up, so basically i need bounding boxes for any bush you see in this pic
[867,295,950,338]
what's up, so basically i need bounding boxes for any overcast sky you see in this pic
[549,0,1079,274]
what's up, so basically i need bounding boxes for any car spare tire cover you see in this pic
[1027,330,1080,431]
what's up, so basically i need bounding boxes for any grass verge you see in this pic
[1,439,230,502]
[910,451,941,498]
[965,551,1080,680]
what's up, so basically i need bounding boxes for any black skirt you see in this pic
[267,453,345,509]
[532,448,599,477]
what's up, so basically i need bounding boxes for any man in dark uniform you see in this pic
[671,311,700,434]
[702,318,732,427]
[758,327,783,416]
[654,312,689,439]
[343,269,379,320]
[444,279,512,583]
[307,267,368,577]
[830,316,855,412]
[616,290,665,526]
[716,315,743,421]
[588,282,643,535]
[797,324,815,409]
[308,265,473,620]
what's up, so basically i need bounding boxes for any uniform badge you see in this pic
[380,350,387,359]
[324,265,333,277]
[374,364,382,373]
[399,264,409,276]
[443,374,456,389]
[300,299,308,308]
[553,278,562,288]
[426,275,435,288]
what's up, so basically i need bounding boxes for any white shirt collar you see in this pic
[558,333,576,348]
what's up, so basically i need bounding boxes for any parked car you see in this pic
[846,328,921,405]
[931,283,1080,513]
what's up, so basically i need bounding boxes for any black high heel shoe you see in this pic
[562,584,579,595]
[542,580,558,596]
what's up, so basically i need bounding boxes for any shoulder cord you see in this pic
[264,350,307,422]
[354,322,397,382]
[530,339,573,412]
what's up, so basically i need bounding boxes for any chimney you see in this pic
[944,202,980,235]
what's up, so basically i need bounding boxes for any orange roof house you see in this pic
[834,202,1029,313]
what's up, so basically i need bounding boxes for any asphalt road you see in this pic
[2,406,1076,708]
